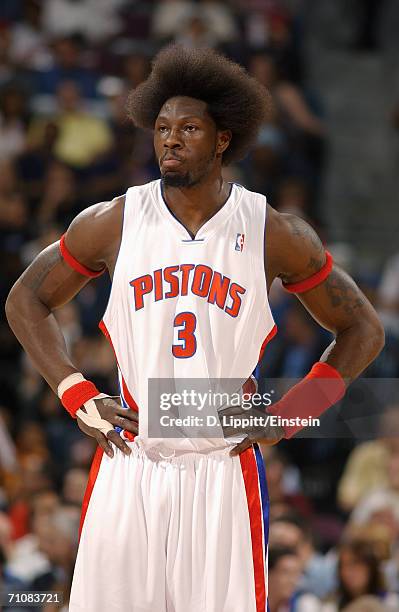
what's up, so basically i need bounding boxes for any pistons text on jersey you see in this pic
[130,264,246,318]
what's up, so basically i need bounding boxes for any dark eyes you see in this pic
[157,125,198,133]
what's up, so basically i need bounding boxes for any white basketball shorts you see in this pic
[69,441,269,612]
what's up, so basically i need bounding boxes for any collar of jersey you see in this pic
[151,179,242,242]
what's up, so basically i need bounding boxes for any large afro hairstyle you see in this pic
[127,45,272,165]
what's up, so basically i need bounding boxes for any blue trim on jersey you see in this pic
[254,443,270,609]
[253,443,270,549]
[114,368,128,433]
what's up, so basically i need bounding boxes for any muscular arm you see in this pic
[5,196,124,392]
[266,205,385,382]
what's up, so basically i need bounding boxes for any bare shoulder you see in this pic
[65,194,125,271]
[266,203,326,285]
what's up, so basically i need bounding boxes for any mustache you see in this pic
[161,152,184,162]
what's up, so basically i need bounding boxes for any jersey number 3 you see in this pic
[172,312,197,358]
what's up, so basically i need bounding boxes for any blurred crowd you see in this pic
[0,1,398,611]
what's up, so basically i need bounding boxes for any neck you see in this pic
[162,170,231,238]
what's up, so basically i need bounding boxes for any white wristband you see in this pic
[57,372,114,436]
[57,372,86,398]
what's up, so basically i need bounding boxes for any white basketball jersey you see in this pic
[101,179,276,452]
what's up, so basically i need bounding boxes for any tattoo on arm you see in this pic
[289,217,324,253]
[307,255,325,273]
[20,247,62,293]
[280,215,326,281]
[324,270,366,316]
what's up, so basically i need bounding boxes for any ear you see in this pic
[216,130,232,157]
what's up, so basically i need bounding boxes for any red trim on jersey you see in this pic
[98,319,139,443]
[59,234,106,278]
[120,375,139,413]
[240,447,267,612]
[61,380,100,418]
[258,323,278,362]
[79,446,103,537]
[282,250,333,294]
[79,321,140,534]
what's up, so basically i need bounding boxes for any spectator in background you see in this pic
[197,0,238,46]
[0,85,29,161]
[269,514,337,600]
[35,161,80,227]
[152,0,237,47]
[151,0,196,42]
[338,405,399,513]
[349,447,399,542]
[62,468,88,507]
[0,410,17,475]
[6,454,55,543]
[175,3,238,49]
[31,504,80,606]
[341,597,387,612]
[9,0,52,70]
[17,120,58,211]
[0,511,27,609]
[0,157,28,416]
[268,546,322,612]
[52,80,112,167]
[3,494,52,591]
[241,1,304,83]
[4,491,77,596]
[249,50,324,139]
[261,448,312,519]
[123,53,151,90]
[244,116,285,201]
[268,301,330,378]
[0,158,20,210]
[248,51,325,211]
[322,540,399,611]
[274,176,314,220]
[340,523,398,595]
[30,81,113,170]
[175,14,217,49]
[0,159,29,255]
[34,35,99,100]
[42,0,127,44]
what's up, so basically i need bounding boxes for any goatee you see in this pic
[162,172,193,187]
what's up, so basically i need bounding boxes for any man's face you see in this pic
[154,96,228,188]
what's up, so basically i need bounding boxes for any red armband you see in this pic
[267,361,346,438]
[283,251,333,294]
[59,234,106,278]
[60,380,100,418]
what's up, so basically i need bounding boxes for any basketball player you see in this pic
[6,46,384,611]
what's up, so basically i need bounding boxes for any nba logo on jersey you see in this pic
[235,233,245,252]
